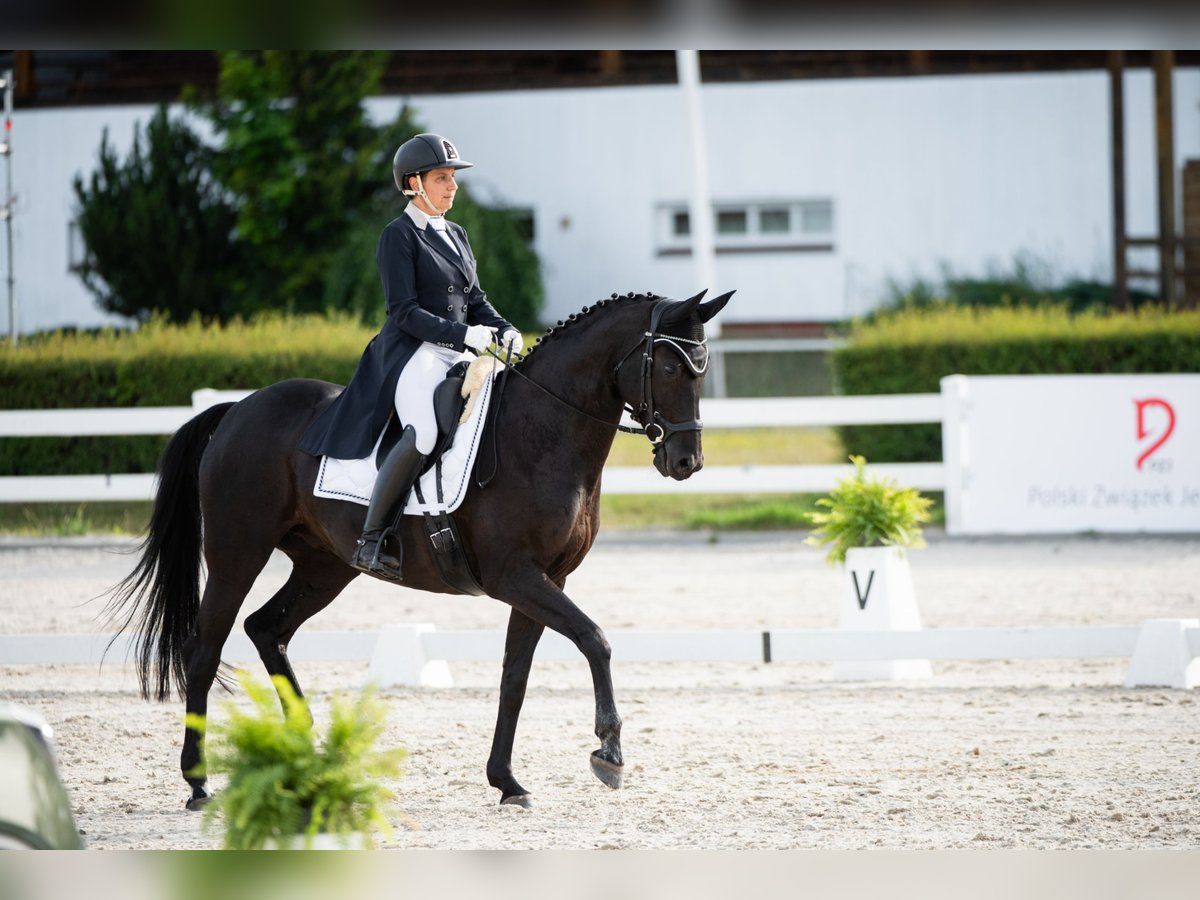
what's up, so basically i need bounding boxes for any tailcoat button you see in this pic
[446,304,453,311]
[447,286,454,292]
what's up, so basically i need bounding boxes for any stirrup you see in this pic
[351,530,403,581]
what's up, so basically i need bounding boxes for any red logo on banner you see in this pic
[1135,398,1175,471]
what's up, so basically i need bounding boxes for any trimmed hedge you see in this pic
[834,305,1200,463]
[0,315,376,476]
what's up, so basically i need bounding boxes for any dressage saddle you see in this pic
[375,360,470,473]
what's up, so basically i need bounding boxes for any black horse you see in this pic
[106,289,732,809]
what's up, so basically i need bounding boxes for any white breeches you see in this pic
[394,343,473,455]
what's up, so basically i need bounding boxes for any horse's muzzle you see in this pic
[654,444,703,480]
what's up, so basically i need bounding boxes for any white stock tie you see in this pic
[428,217,460,255]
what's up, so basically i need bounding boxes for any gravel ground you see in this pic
[1,530,1198,850]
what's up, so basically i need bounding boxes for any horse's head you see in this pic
[615,288,734,480]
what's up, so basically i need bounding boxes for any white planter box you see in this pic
[833,546,932,681]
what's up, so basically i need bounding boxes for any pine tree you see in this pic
[73,105,240,323]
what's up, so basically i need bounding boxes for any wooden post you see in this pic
[1153,50,1176,308]
[1108,51,1128,310]
[598,50,622,78]
[1184,161,1200,309]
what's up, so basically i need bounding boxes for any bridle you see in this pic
[484,298,707,448]
[611,297,708,446]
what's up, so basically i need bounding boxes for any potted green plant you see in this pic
[186,672,406,849]
[806,455,934,680]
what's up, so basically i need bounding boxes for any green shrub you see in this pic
[835,305,1200,463]
[72,105,242,323]
[878,254,1158,316]
[187,672,405,850]
[805,455,933,565]
[0,315,376,476]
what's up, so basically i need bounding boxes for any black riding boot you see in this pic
[351,425,427,581]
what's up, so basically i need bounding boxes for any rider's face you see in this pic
[412,167,458,215]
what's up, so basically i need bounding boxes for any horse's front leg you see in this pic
[495,570,623,793]
[487,609,544,807]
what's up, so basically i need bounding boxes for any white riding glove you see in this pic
[463,324,496,352]
[500,329,524,354]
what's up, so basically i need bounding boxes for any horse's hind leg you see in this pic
[243,545,357,703]
[487,608,545,807]
[181,542,275,810]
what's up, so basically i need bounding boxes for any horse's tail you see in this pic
[104,402,236,702]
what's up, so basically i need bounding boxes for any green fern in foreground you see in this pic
[805,455,933,565]
[186,672,406,849]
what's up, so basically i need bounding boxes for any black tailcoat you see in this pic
[298,212,512,460]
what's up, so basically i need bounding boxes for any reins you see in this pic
[480,297,708,447]
[481,344,648,436]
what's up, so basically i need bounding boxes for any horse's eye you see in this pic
[663,362,679,376]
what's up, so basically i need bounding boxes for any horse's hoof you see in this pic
[185,789,211,811]
[589,752,624,789]
[500,793,535,809]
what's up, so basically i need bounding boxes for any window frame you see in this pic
[657,198,835,256]
[67,220,86,273]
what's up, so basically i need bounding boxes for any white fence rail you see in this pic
[0,389,946,503]
[3,621,1197,688]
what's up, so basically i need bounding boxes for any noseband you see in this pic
[613,298,707,446]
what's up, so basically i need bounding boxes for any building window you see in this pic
[759,207,791,234]
[658,199,834,256]
[716,209,748,235]
[67,220,86,272]
[801,201,833,234]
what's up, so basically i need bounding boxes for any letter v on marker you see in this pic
[851,570,875,610]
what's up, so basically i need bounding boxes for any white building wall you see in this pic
[2,68,1198,335]
[4,106,149,334]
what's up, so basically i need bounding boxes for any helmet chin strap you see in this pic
[405,173,447,217]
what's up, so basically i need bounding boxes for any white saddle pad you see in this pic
[313,358,502,516]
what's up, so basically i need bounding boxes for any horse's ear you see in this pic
[660,290,707,330]
[699,290,734,323]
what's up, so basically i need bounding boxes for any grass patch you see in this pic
[606,426,844,467]
[1,493,944,536]
[598,493,821,531]
[683,496,823,530]
[597,426,843,531]
[0,502,153,537]
[600,490,945,532]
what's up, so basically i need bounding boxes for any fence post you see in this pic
[940,375,969,535]
[368,624,453,688]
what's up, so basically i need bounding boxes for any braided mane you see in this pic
[514,291,664,368]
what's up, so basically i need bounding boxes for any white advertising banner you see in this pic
[941,374,1200,535]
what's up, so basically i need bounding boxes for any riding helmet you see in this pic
[392,133,474,192]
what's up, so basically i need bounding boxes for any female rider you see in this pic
[298,133,522,580]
